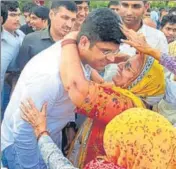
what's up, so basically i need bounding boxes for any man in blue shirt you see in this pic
[1,1,25,115]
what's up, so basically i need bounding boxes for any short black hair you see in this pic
[159,8,168,16]
[51,1,77,13]
[108,1,120,8]
[2,1,19,12]
[31,6,50,20]
[169,7,176,15]
[1,2,8,25]
[78,8,126,45]
[22,2,37,13]
[74,1,90,6]
[161,14,176,28]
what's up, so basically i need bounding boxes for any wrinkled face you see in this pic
[109,5,120,14]
[3,8,21,32]
[120,1,148,26]
[76,2,89,24]
[78,36,120,71]
[112,54,144,88]
[30,13,47,31]
[161,23,176,43]
[23,12,32,25]
[50,7,76,38]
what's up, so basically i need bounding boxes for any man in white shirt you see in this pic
[1,8,126,169]
[104,0,168,80]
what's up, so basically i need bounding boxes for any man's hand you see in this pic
[91,69,104,84]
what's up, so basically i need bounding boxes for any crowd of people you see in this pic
[1,0,176,169]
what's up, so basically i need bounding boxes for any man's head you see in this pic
[75,1,89,25]
[30,6,49,31]
[49,1,77,38]
[159,8,168,21]
[120,0,149,29]
[1,2,8,25]
[143,17,157,29]
[161,14,176,43]
[21,2,37,25]
[169,7,176,16]
[108,1,120,14]
[2,1,21,32]
[77,8,126,71]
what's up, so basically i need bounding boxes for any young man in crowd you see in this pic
[17,1,77,71]
[104,0,168,81]
[108,1,120,14]
[1,1,25,115]
[72,0,90,31]
[157,8,168,29]
[1,8,126,169]
[20,2,37,35]
[30,6,50,31]
[160,14,176,44]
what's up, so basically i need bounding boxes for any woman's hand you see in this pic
[63,31,78,41]
[20,98,48,138]
[120,24,152,55]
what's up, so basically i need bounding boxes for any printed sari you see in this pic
[67,82,144,169]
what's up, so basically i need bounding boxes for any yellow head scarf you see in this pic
[104,108,176,169]
[128,56,165,103]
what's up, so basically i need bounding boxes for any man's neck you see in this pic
[125,21,142,32]
[3,27,16,36]
[49,26,63,42]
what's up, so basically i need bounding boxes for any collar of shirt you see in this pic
[137,23,147,37]
[40,26,55,43]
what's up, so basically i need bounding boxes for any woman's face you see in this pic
[112,54,144,88]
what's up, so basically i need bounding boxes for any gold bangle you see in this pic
[37,130,50,142]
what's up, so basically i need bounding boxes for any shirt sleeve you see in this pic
[16,35,33,71]
[13,74,60,168]
[1,40,17,90]
[38,135,78,169]
[160,53,176,75]
[75,82,133,124]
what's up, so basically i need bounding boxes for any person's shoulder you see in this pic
[144,24,166,38]
[25,30,43,39]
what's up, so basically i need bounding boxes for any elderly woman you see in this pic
[21,101,176,169]
[120,25,176,75]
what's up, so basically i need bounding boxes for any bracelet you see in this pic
[37,130,50,142]
[61,39,77,47]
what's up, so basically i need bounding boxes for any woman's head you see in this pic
[104,108,176,169]
[112,55,165,105]
[112,54,145,88]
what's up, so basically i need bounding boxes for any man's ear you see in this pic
[78,36,90,50]
[49,10,55,20]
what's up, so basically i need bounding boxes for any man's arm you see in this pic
[1,41,17,90]
[16,35,33,71]
[13,74,58,168]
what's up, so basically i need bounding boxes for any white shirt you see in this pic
[104,24,168,81]
[1,41,91,168]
